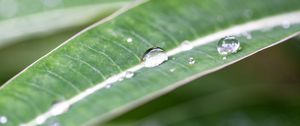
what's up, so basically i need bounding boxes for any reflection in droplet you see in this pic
[217,36,240,56]
[188,57,195,65]
[142,47,168,68]
[0,116,7,124]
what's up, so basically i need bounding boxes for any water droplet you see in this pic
[126,38,133,43]
[188,57,195,65]
[50,101,70,116]
[217,36,240,55]
[169,68,176,72]
[105,84,112,89]
[222,57,227,60]
[36,116,46,125]
[241,32,252,39]
[0,116,7,124]
[118,76,124,81]
[180,40,193,51]
[281,21,290,29]
[125,71,134,78]
[46,118,60,126]
[142,47,168,68]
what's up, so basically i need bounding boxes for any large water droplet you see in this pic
[50,101,70,116]
[0,116,7,124]
[180,40,193,51]
[142,47,168,68]
[125,71,134,78]
[188,57,195,65]
[217,36,240,55]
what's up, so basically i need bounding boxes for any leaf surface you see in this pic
[0,0,300,125]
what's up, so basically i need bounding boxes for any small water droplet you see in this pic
[142,47,168,68]
[46,118,60,126]
[217,36,240,55]
[169,68,176,72]
[241,32,252,39]
[36,116,46,125]
[0,116,7,124]
[105,84,112,89]
[281,21,290,29]
[222,57,227,60]
[50,101,70,116]
[180,40,193,51]
[188,57,195,65]
[125,71,134,78]
[126,38,133,43]
[118,77,124,82]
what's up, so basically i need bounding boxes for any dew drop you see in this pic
[105,84,112,89]
[188,57,195,65]
[46,118,60,126]
[180,40,193,51]
[217,36,240,55]
[49,101,70,116]
[125,71,134,78]
[126,38,133,43]
[36,116,46,125]
[142,47,168,68]
[118,77,124,81]
[281,21,290,29]
[0,116,7,124]
[169,68,176,72]
[241,32,252,39]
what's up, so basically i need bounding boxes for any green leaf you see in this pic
[0,0,129,48]
[1,0,300,125]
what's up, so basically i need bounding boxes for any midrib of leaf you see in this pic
[23,9,300,126]
[0,1,128,48]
